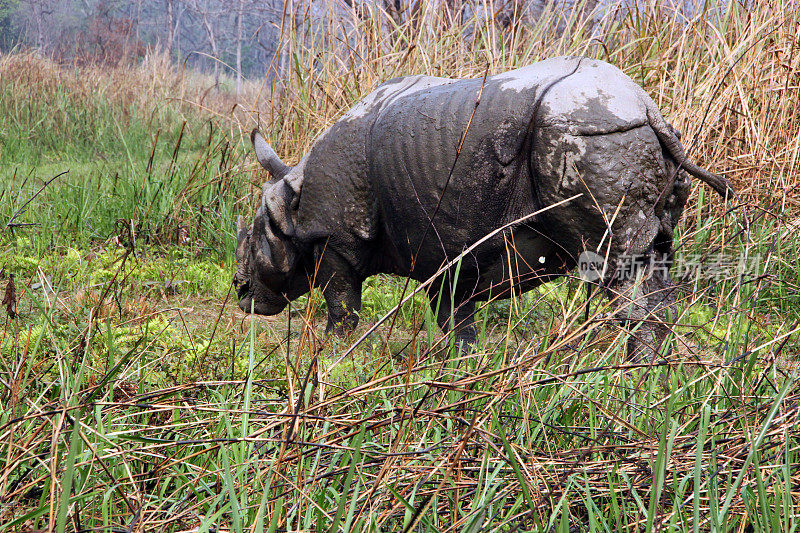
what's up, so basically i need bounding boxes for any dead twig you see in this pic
[4,170,69,230]
[3,273,16,319]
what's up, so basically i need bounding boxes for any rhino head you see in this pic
[234,129,312,316]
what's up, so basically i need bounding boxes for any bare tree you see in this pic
[277,0,293,82]
[188,0,223,86]
[165,0,184,58]
[0,0,605,81]
[235,0,244,93]
[13,0,56,52]
[31,0,48,50]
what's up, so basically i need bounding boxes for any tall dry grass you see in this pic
[242,0,800,205]
[0,49,265,136]
[5,1,797,201]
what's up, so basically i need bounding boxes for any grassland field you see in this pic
[2,2,800,531]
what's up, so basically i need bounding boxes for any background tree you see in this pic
[0,0,604,82]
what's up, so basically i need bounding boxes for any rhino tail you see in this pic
[646,106,738,201]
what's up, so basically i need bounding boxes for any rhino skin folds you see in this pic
[234,56,734,361]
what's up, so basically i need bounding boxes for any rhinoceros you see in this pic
[234,56,733,359]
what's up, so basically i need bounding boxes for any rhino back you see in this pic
[298,57,672,282]
[366,58,602,278]
[497,57,649,134]
[294,75,459,274]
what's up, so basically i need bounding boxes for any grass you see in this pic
[2,0,800,530]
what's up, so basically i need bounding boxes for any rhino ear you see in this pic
[262,180,298,236]
[251,128,291,180]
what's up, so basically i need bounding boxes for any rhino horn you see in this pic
[251,128,291,180]
[236,215,246,235]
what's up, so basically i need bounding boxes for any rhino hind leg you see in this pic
[532,122,686,361]
[606,182,685,362]
[606,256,676,362]
[427,281,477,346]
[439,300,478,346]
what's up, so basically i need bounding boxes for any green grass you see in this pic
[0,53,252,260]
[3,288,798,531]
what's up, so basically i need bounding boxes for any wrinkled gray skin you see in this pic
[235,56,734,360]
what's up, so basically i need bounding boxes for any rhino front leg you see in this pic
[607,256,676,362]
[317,251,362,336]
